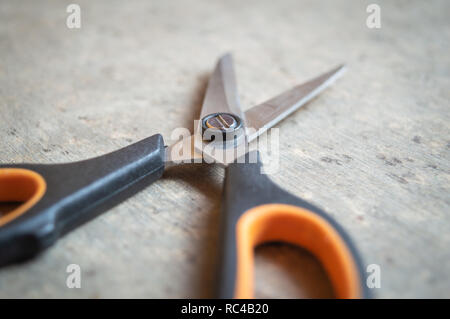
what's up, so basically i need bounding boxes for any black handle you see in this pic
[215,152,370,299]
[0,134,165,266]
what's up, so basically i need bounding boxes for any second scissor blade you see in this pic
[200,53,246,124]
[245,65,346,142]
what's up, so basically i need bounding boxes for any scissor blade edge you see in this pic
[245,65,347,142]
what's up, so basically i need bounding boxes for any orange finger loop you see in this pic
[234,203,361,299]
[0,168,46,227]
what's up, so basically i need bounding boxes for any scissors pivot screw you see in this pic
[205,113,238,130]
[201,113,243,142]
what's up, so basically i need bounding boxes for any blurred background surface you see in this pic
[0,0,449,298]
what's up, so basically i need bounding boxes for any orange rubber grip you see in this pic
[0,168,46,227]
[234,204,362,298]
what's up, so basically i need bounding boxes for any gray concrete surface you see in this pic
[0,0,449,298]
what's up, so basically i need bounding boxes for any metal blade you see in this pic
[165,135,203,164]
[199,53,246,124]
[167,54,248,166]
[245,65,346,142]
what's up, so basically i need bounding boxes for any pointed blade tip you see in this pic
[219,52,233,62]
[332,64,347,77]
[320,63,347,84]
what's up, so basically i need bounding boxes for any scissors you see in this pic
[0,54,369,298]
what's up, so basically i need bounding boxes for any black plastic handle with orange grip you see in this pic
[215,152,370,299]
[0,134,165,266]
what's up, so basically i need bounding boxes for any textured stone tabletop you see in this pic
[0,0,448,298]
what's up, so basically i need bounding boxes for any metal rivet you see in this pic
[205,113,237,131]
